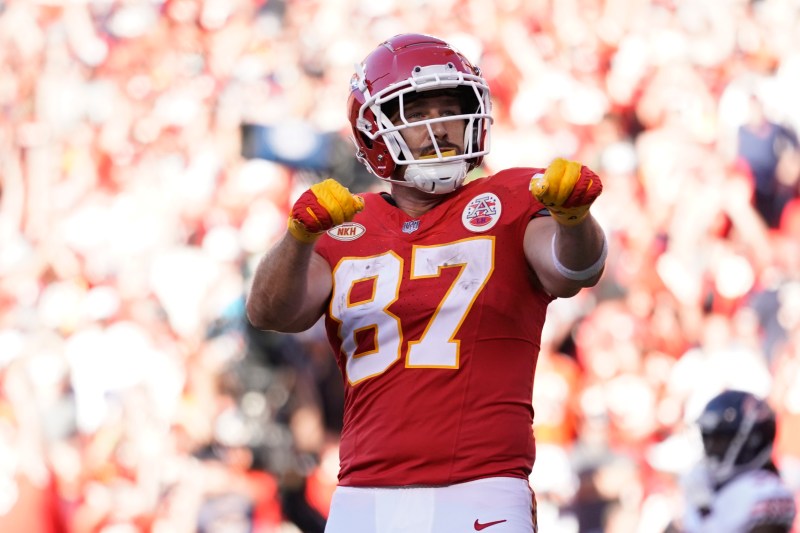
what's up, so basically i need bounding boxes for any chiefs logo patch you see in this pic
[328,222,366,241]
[462,193,501,232]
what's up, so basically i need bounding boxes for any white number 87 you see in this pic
[330,237,495,385]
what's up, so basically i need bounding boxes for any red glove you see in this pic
[288,179,365,243]
[530,158,603,226]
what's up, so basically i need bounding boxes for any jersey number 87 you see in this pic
[330,237,495,384]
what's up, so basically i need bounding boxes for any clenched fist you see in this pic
[288,179,365,243]
[530,158,603,226]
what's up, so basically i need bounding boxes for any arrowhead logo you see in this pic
[474,518,507,530]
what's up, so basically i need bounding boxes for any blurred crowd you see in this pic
[1,0,799,532]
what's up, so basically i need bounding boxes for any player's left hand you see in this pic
[530,158,603,226]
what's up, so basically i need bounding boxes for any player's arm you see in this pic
[246,235,332,332]
[246,179,364,333]
[524,158,607,298]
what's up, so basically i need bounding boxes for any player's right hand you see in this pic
[530,158,603,226]
[287,178,365,243]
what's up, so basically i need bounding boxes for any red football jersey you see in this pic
[314,168,553,486]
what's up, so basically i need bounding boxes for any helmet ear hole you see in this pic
[358,132,373,149]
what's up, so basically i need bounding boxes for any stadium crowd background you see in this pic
[1,0,799,531]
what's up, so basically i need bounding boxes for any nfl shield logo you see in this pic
[402,220,420,234]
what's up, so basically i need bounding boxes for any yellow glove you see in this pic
[287,179,365,243]
[530,158,603,226]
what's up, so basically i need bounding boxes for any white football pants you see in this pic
[324,476,537,533]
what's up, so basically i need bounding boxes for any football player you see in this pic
[680,389,796,533]
[246,33,607,533]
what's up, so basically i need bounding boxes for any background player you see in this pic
[679,389,796,533]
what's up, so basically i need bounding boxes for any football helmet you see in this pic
[347,33,492,194]
[696,389,776,485]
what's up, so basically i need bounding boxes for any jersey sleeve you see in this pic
[490,166,551,220]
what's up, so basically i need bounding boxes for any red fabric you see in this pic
[290,189,333,233]
[315,169,554,487]
[563,165,603,208]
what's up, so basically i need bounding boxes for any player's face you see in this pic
[393,92,466,159]
[702,431,732,461]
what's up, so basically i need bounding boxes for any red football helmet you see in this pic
[347,34,492,194]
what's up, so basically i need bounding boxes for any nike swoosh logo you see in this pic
[474,519,508,530]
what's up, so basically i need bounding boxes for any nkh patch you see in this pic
[402,220,420,234]
[462,193,501,232]
[327,222,366,241]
